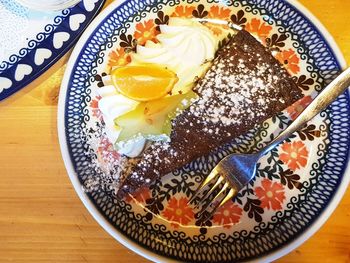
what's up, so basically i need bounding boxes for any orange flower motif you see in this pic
[255,179,286,210]
[171,5,195,18]
[275,49,300,74]
[279,141,309,171]
[108,48,131,67]
[162,197,194,228]
[203,6,231,36]
[286,96,313,120]
[208,6,231,20]
[125,186,151,203]
[97,136,120,164]
[90,95,102,118]
[213,201,242,228]
[90,95,100,108]
[245,18,272,42]
[134,19,159,45]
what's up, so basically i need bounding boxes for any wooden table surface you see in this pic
[0,0,349,262]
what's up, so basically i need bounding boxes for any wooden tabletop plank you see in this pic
[0,0,349,262]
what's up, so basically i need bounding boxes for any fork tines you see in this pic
[189,172,237,222]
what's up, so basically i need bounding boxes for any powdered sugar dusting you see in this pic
[80,116,130,195]
[89,29,302,197]
[187,42,286,131]
[117,30,304,196]
[124,141,179,189]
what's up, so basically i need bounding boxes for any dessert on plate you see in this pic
[96,18,302,198]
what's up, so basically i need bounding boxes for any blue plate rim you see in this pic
[57,0,350,262]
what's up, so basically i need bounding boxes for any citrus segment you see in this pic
[111,64,178,101]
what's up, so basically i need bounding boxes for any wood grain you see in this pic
[0,0,349,262]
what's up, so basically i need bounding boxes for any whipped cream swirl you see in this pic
[132,18,218,94]
[98,18,219,157]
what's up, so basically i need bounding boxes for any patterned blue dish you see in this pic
[58,0,350,262]
[0,0,105,101]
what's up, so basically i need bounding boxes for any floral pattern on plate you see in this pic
[60,0,350,262]
[91,2,322,230]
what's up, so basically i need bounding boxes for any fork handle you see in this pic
[261,67,350,155]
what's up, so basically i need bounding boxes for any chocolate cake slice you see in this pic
[117,30,302,198]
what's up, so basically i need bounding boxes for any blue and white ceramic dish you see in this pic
[58,0,350,262]
[0,0,105,101]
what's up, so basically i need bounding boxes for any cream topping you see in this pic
[131,18,218,94]
[98,18,222,157]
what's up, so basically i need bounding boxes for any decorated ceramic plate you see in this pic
[58,0,350,262]
[0,0,105,101]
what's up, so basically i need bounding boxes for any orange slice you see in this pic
[111,64,178,101]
